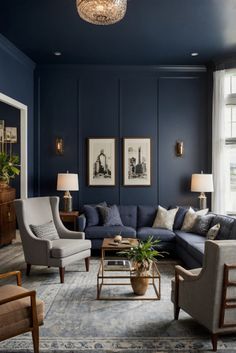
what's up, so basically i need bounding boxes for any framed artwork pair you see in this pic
[88,137,151,187]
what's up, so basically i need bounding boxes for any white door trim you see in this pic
[0,92,28,199]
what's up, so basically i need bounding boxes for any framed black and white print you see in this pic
[123,138,151,186]
[88,138,116,186]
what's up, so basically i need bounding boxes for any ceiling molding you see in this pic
[37,64,207,73]
[0,34,35,70]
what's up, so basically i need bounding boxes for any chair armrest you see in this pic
[78,214,86,232]
[59,230,85,240]
[175,265,201,282]
[0,271,22,286]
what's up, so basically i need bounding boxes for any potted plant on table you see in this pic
[0,152,20,189]
[119,236,165,296]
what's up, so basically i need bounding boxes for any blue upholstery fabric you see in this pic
[230,220,236,239]
[138,205,158,227]
[173,206,189,230]
[78,214,86,231]
[176,244,202,269]
[118,206,137,228]
[137,227,175,242]
[83,202,107,227]
[97,205,123,226]
[85,226,136,239]
[175,231,205,251]
[187,242,205,264]
[211,215,235,240]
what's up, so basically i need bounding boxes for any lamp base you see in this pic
[198,192,207,210]
[63,191,73,212]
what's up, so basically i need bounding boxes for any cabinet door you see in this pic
[0,202,16,245]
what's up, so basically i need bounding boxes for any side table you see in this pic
[59,211,79,231]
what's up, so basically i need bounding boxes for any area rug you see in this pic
[1,240,236,353]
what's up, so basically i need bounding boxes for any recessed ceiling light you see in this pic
[191,52,199,57]
[54,51,62,56]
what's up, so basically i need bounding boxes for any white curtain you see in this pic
[212,70,226,214]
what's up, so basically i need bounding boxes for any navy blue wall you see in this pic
[35,66,210,209]
[0,34,35,196]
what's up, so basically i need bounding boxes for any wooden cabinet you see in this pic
[0,187,16,246]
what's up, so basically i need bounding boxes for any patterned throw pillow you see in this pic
[152,206,178,231]
[181,207,209,232]
[207,223,221,240]
[97,205,123,226]
[30,220,59,241]
[190,214,215,236]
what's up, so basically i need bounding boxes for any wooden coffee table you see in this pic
[97,237,161,300]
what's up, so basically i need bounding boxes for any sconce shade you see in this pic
[191,173,214,192]
[57,173,79,191]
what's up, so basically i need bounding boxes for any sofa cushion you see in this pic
[187,242,205,264]
[230,220,236,240]
[118,205,137,229]
[137,227,175,242]
[207,223,221,240]
[152,206,178,231]
[97,205,123,226]
[190,214,215,236]
[51,239,91,258]
[173,206,189,230]
[181,207,209,232]
[175,230,206,251]
[83,202,107,227]
[0,284,44,340]
[85,226,136,239]
[138,205,158,227]
[211,215,235,240]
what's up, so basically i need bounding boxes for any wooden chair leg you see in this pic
[174,305,180,320]
[32,326,39,353]
[59,267,65,283]
[85,257,90,272]
[26,263,31,276]
[211,333,218,351]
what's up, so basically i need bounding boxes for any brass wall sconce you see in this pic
[56,137,64,155]
[175,141,184,157]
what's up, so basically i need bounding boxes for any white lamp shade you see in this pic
[57,173,79,191]
[191,173,214,192]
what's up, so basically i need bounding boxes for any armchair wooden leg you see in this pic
[59,267,65,283]
[211,333,218,351]
[85,257,90,272]
[174,305,180,320]
[26,263,31,276]
[32,326,39,353]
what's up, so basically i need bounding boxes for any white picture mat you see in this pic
[88,138,115,186]
[124,138,151,186]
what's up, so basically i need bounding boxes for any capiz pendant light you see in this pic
[77,0,127,25]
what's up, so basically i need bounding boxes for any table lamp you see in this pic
[57,172,79,212]
[191,172,214,209]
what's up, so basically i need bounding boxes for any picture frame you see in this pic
[123,138,151,186]
[5,127,17,143]
[88,138,116,186]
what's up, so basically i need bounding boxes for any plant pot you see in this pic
[0,181,9,189]
[130,276,149,296]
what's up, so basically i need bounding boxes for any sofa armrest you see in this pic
[78,214,86,232]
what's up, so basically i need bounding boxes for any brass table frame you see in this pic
[97,238,161,300]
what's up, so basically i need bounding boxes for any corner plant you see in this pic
[119,236,165,276]
[0,152,20,185]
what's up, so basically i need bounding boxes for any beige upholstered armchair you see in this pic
[0,271,44,353]
[172,240,236,351]
[14,196,91,283]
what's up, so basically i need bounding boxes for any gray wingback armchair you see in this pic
[172,240,236,351]
[14,196,91,283]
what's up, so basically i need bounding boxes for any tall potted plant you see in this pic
[0,152,20,188]
[119,237,165,295]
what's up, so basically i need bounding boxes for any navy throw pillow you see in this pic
[190,214,215,236]
[173,206,189,230]
[83,202,107,227]
[98,205,123,226]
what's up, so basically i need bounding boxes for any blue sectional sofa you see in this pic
[78,205,236,268]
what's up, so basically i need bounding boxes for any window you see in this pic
[225,72,236,215]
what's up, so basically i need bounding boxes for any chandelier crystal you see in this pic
[77,0,127,25]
